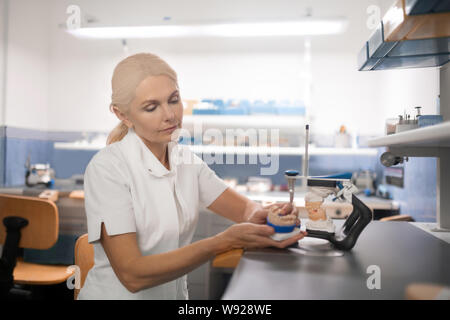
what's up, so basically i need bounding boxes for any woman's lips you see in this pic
[160,124,178,133]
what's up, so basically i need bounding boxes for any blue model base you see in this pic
[267,221,296,233]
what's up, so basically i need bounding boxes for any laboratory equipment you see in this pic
[284,170,299,204]
[24,156,55,188]
[279,125,373,251]
[380,151,407,167]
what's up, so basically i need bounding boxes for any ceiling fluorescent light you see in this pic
[67,19,348,39]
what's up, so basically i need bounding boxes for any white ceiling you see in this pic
[51,0,395,53]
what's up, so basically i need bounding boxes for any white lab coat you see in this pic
[77,127,228,300]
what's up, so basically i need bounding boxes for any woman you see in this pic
[78,53,306,300]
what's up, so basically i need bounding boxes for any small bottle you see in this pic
[415,106,422,121]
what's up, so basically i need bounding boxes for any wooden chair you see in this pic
[74,233,94,300]
[0,194,74,299]
[380,214,415,222]
[405,283,450,300]
[212,249,244,269]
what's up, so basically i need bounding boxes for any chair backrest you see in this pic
[0,193,58,249]
[380,214,415,222]
[74,233,94,300]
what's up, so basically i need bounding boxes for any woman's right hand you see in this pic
[215,222,307,254]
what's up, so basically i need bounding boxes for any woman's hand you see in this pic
[246,202,300,226]
[215,222,307,253]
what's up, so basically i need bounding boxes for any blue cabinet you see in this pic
[405,0,450,15]
[358,22,450,71]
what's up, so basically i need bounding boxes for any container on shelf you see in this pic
[385,118,398,135]
[192,99,222,115]
[276,100,306,116]
[182,99,197,115]
[246,177,272,193]
[222,99,249,115]
[418,115,443,127]
[248,100,277,115]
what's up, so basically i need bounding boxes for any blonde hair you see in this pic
[106,53,178,145]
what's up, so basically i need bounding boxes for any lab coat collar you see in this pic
[125,127,178,178]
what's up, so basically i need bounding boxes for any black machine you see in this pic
[284,170,373,251]
[304,176,373,250]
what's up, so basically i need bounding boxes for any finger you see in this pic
[254,224,275,236]
[262,201,277,208]
[280,203,290,214]
[241,233,278,249]
[256,236,283,248]
[263,202,278,209]
[276,233,306,248]
[256,208,269,218]
[281,203,296,215]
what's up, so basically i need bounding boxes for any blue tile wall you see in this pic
[383,157,437,222]
[0,127,5,187]
[52,149,97,179]
[5,136,54,186]
[1,126,100,186]
[205,153,383,186]
[0,126,437,222]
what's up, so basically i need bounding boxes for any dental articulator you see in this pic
[267,125,373,252]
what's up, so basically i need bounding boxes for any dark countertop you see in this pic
[221,220,450,300]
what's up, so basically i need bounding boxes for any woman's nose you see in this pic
[161,103,176,121]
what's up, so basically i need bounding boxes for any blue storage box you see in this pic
[418,115,443,127]
[222,100,249,115]
[192,109,221,115]
[192,99,223,115]
[273,100,306,115]
[249,100,277,115]
[222,107,248,115]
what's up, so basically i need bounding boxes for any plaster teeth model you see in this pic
[266,205,300,241]
[305,187,336,234]
[267,206,297,226]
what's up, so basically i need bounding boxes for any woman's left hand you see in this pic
[246,202,300,226]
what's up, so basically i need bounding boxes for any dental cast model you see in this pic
[267,206,297,226]
[305,187,336,234]
[266,205,300,241]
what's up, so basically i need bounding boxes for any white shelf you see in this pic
[367,121,450,148]
[182,115,305,129]
[188,145,378,156]
[54,141,378,156]
[54,142,105,150]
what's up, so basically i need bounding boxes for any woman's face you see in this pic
[118,74,183,145]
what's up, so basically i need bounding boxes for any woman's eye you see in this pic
[145,105,157,112]
[169,97,179,104]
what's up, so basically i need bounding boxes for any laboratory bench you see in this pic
[0,185,410,300]
[221,220,450,300]
[0,185,400,236]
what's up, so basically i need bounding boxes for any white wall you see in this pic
[45,0,389,135]
[309,52,385,135]
[376,1,440,125]
[0,0,7,126]
[3,0,51,130]
[1,0,442,137]
[380,68,440,119]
